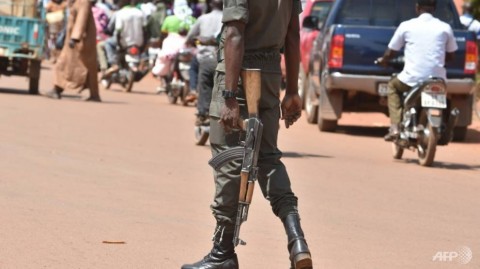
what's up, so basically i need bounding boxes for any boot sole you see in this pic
[295,253,312,269]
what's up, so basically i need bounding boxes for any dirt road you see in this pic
[0,65,479,268]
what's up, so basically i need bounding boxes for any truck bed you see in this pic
[0,0,38,18]
[0,0,45,59]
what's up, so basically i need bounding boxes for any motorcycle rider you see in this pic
[377,0,457,141]
[96,0,118,75]
[185,0,223,125]
[103,0,146,78]
[154,0,195,93]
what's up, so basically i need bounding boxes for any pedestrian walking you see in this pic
[46,0,102,102]
[181,0,313,268]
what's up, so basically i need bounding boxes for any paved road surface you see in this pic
[0,64,479,268]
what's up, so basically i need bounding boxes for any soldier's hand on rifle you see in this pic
[281,93,302,128]
[219,98,241,133]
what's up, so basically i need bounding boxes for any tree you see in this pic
[470,0,480,18]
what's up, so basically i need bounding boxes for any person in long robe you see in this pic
[46,0,101,102]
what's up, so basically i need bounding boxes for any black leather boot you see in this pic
[283,214,313,269]
[181,225,239,269]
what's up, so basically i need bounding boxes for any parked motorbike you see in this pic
[377,59,460,166]
[101,46,150,92]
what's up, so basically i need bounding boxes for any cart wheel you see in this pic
[28,60,41,94]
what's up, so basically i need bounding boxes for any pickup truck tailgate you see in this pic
[336,26,394,75]
[334,25,475,79]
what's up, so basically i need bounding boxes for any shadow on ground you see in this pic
[283,152,333,159]
[398,158,480,171]
[336,125,387,138]
[0,88,32,95]
[463,128,480,144]
[107,87,158,96]
[0,88,127,104]
[336,124,480,144]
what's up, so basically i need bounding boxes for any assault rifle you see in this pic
[208,69,263,247]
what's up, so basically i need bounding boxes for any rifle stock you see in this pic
[233,69,262,246]
[241,69,261,117]
[207,69,262,247]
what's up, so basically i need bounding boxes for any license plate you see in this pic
[421,92,447,108]
[377,83,388,97]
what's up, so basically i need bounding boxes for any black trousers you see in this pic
[197,56,218,116]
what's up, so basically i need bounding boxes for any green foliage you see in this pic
[471,0,480,18]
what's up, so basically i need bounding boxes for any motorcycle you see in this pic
[161,48,195,106]
[378,60,459,166]
[392,78,460,166]
[101,45,150,92]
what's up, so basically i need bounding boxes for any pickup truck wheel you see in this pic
[452,126,467,142]
[475,89,480,120]
[28,60,41,95]
[316,86,338,132]
[304,75,318,124]
[298,65,308,109]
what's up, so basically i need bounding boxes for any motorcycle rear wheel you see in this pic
[101,78,112,90]
[181,84,190,106]
[391,143,404,159]
[167,85,178,104]
[125,71,135,92]
[194,126,209,146]
[417,123,437,167]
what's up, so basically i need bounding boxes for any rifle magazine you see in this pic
[208,146,244,171]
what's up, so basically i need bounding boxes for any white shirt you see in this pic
[115,6,146,48]
[140,2,157,18]
[186,9,223,60]
[460,14,480,36]
[388,13,458,86]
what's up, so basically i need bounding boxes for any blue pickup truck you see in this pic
[303,0,476,141]
[0,0,46,94]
